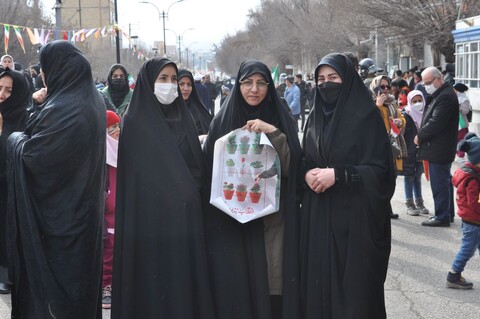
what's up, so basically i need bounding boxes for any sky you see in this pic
[119,0,261,52]
[42,0,262,53]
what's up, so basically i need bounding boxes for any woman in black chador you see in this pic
[7,40,105,318]
[300,53,395,318]
[111,58,215,319]
[0,68,30,294]
[177,68,212,137]
[203,59,302,319]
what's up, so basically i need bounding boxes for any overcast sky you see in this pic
[42,0,261,53]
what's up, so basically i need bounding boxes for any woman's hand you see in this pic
[392,118,402,127]
[305,168,335,193]
[242,119,276,134]
[0,112,3,135]
[376,93,387,107]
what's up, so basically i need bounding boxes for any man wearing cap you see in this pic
[415,66,459,227]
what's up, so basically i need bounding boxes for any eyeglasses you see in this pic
[379,85,391,90]
[239,80,269,90]
[423,77,437,86]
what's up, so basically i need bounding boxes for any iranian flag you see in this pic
[13,26,25,53]
[4,25,10,54]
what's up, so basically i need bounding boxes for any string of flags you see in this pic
[1,22,150,60]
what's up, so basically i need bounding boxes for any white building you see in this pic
[453,15,480,133]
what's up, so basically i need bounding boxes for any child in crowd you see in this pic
[453,83,472,161]
[446,132,480,289]
[401,90,429,215]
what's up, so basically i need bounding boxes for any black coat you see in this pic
[7,41,105,319]
[111,58,215,319]
[401,111,421,177]
[0,68,29,267]
[203,59,302,319]
[416,83,459,163]
[300,53,395,319]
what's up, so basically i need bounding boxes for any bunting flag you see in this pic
[33,28,40,44]
[26,27,39,45]
[271,65,279,85]
[4,24,9,54]
[85,28,97,38]
[44,30,51,43]
[39,28,45,45]
[0,21,155,60]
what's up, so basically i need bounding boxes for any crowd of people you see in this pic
[0,40,477,318]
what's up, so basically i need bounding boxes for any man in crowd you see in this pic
[415,67,459,227]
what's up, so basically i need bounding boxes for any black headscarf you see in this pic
[7,40,105,319]
[301,53,395,318]
[112,58,215,319]
[203,59,302,319]
[106,64,130,107]
[178,69,212,135]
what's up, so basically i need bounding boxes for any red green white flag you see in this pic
[4,25,10,54]
[13,26,25,53]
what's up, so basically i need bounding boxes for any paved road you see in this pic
[0,104,478,318]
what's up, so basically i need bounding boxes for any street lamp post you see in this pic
[139,0,184,56]
[114,0,120,63]
[185,42,198,69]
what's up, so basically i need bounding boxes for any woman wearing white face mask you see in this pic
[401,90,429,216]
[111,58,215,318]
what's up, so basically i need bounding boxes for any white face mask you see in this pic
[154,83,178,105]
[412,102,423,110]
[424,83,437,95]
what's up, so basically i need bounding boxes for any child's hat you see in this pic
[458,132,480,164]
[106,110,120,128]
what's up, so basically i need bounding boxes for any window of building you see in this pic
[456,40,480,88]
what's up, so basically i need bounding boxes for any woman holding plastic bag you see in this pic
[203,60,302,319]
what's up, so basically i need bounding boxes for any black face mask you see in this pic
[110,79,127,91]
[318,82,343,104]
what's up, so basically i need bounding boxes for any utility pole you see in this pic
[114,0,120,63]
[54,0,62,40]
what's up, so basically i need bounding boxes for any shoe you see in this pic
[446,272,473,289]
[102,285,112,309]
[406,199,419,216]
[0,283,11,294]
[421,217,450,227]
[390,212,399,219]
[415,198,429,214]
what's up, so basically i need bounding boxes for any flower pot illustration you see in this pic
[251,144,264,155]
[226,144,237,154]
[223,189,234,200]
[238,168,247,178]
[238,157,247,177]
[239,136,251,154]
[249,183,262,203]
[249,192,262,203]
[239,143,250,154]
[227,167,236,177]
[226,134,237,154]
[250,161,263,178]
[236,191,247,202]
[235,184,248,202]
[226,159,235,177]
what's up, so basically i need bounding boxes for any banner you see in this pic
[210,129,281,224]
